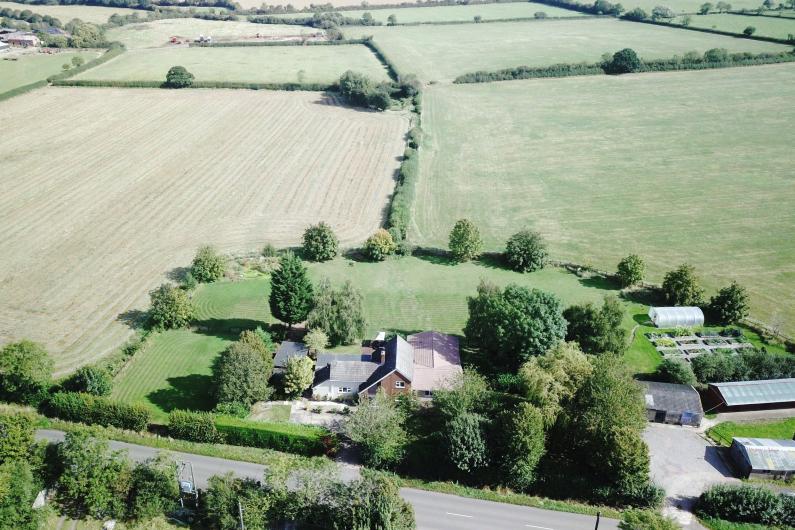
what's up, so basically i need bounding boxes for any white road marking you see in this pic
[525,525,554,530]
[446,512,474,518]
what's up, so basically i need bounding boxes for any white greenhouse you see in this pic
[648,306,704,328]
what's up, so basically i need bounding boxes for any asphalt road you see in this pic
[37,429,620,530]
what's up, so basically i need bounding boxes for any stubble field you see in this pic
[0,87,408,375]
[75,45,391,84]
[412,64,795,333]
[342,18,789,81]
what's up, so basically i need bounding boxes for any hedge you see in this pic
[634,17,795,45]
[0,79,48,102]
[455,62,603,83]
[43,392,150,431]
[51,79,333,91]
[168,409,222,443]
[386,145,420,240]
[191,38,370,47]
[47,43,126,83]
[214,416,333,456]
[696,484,795,527]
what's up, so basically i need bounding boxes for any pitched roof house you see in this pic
[312,332,462,400]
[273,341,308,373]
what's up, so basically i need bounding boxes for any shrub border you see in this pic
[52,79,334,91]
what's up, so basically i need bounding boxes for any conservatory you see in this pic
[648,306,704,328]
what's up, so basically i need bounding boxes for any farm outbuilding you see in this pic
[648,306,704,328]
[705,378,795,412]
[640,381,704,426]
[729,437,795,479]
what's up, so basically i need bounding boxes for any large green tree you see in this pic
[605,48,642,74]
[662,264,705,306]
[191,245,225,283]
[62,365,112,396]
[504,230,547,272]
[0,413,35,464]
[302,222,339,262]
[444,412,487,474]
[214,332,274,407]
[149,283,195,329]
[616,254,645,287]
[127,453,179,521]
[448,219,483,262]
[654,358,696,385]
[0,340,52,404]
[282,356,314,397]
[344,389,408,469]
[0,460,43,530]
[306,278,366,346]
[269,252,314,327]
[464,281,567,371]
[497,403,546,491]
[563,295,627,355]
[709,281,749,325]
[201,474,271,530]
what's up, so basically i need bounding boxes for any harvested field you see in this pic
[592,0,776,13]
[413,64,795,333]
[273,1,586,23]
[0,1,141,24]
[106,18,315,49]
[0,88,408,375]
[233,0,404,9]
[0,50,99,94]
[75,45,391,84]
[673,13,795,39]
[342,18,789,81]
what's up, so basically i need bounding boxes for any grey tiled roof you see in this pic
[313,353,375,387]
[361,336,414,391]
[640,381,704,414]
[711,378,795,406]
[273,341,308,368]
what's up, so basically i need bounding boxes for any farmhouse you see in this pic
[648,306,704,328]
[312,332,462,400]
[640,381,704,427]
[729,437,795,480]
[705,378,795,412]
[1,31,39,47]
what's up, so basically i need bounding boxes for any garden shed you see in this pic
[648,306,704,328]
[639,381,704,426]
[729,437,795,479]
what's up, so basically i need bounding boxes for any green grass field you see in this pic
[675,13,795,39]
[74,45,390,84]
[413,65,795,334]
[342,18,788,81]
[707,418,795,446]
[106,18,314,49]
[113,257,657,416]
[0,51,100,94]
[0,1,142,24]
[274,1,586,23]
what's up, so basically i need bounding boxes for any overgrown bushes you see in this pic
[455,62,603,83]
[44,392,150,431]
[387,146,419,240]
[691,348,795,384]
[696,484,795,527]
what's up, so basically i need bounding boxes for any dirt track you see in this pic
[0,87,408,374]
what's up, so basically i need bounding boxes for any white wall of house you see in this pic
[312,380,362,400]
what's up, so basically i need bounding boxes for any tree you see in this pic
[623,7,648,19]
[149,283,195,329]
[762,0,775,7]
[68,22,104,47]
[433,368,491,418]
[504,230,547,272]
[367,86,392,111]
[201,474,270,530]
[0,340,52,404]
[344,389,408,469]
[269,252,314,327]
[699,2,713,13]
[605,48,642,74]
[743,25,756,35]
[443,412,487,473]
[448,219,483,262]
[662,264,705,306]
[304,328,329,356]
[464,281,567,371]
[497,403,546,491]
[620,510,679,530]
[306,279,366,346]
[0,460,43,530]
[651,5,675,19]
[681,14,692,25]
[518,341,593,426]
[191,245,225,283]
[363,228,397,261]
[164,65,194,88]
[71,55,84,67]
[302,222,339,262]
[213,334,274,407]
[616,254,645,287]
[387,13,397,25]
[563,296,627,355]
[709,282,750,325]
[127,453,179,521]
[57,430,132,519]
[704,47,730,62]
[283,356,314,397]
[0,413,35,464]
[655,357,697,385]
[715,0,732,10]
[62,365,112,396]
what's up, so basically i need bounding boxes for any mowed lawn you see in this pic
[0,1,141,24]
[674,13,795,39]
[342,18,788,81]
[112,257,653,417]
[275,1,586,23]
[413,65,795,334]
[707,418,795,446]
[75,45,390,84]
[106,18,314,49]
[0,51,99,94]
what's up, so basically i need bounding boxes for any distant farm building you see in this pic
[648,306,704,328]
[705,378,795,412]
[640,381,703,426]
[729,437,795,480]
[1,31,39,47]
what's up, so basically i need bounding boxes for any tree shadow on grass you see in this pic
[166,266,191,283]
[633,312,652,326]
[192,318,269,339]
[147,374,214,414]
[414,251,457,267]
[472,253,509,272]
[117,309,148,330]
[577,274,618,291]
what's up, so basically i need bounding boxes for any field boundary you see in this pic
[631,17,795,44]
[189,38,370,47]
[52,79,335,90]
[0,79,49,103]
[248,0,582,15]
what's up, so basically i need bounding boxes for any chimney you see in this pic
[371,346,384,364]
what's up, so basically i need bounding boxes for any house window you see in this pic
[395,381,405,389]
[423,390,433,397]
[338,387,352,393]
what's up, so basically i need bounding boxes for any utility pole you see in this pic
[238,500,245,530]
[594,510,601,530]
